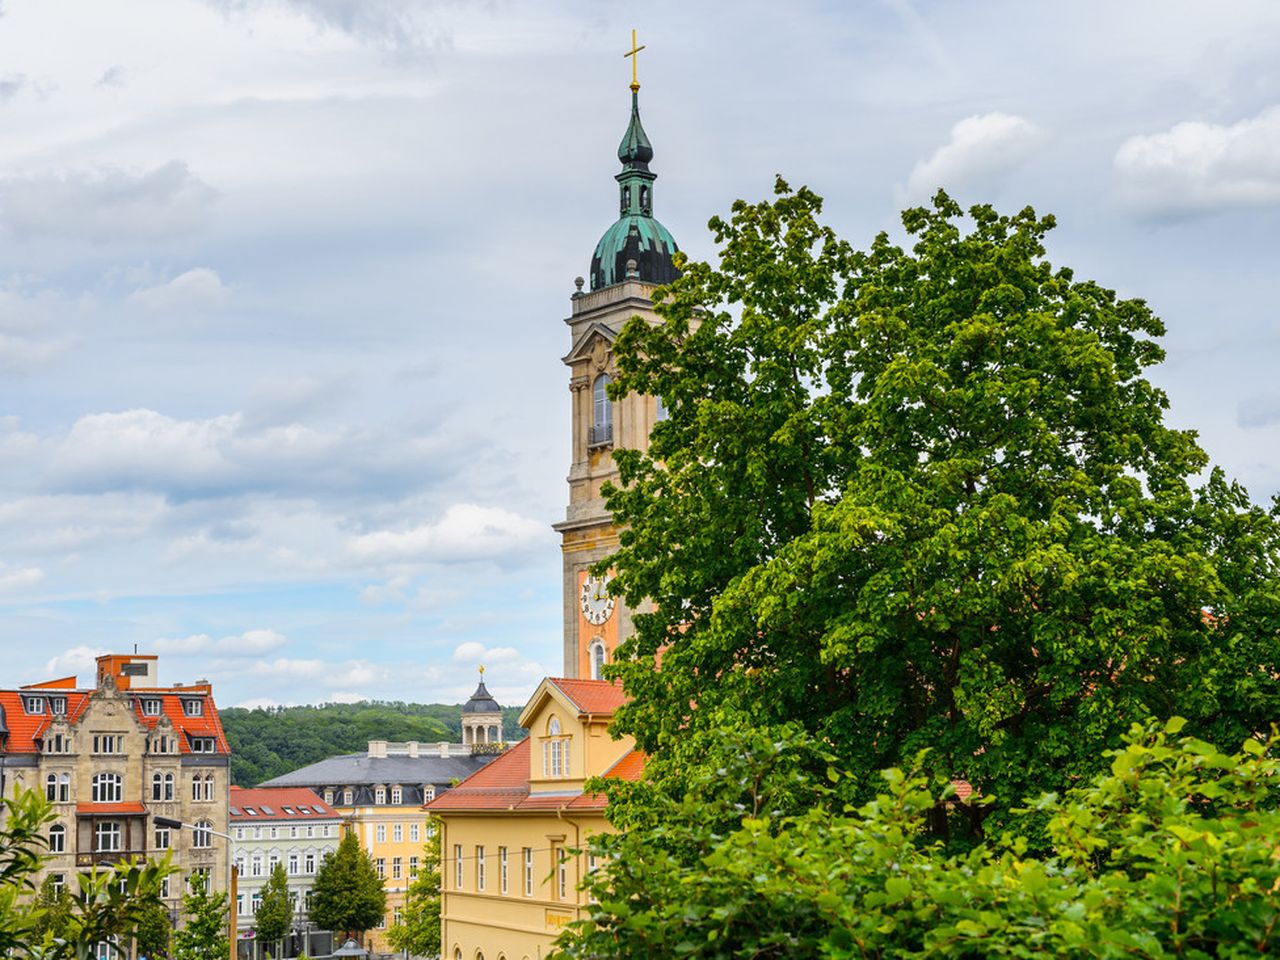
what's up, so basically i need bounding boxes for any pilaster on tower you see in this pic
[553,78,680,679]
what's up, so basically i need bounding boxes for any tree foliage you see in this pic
[559,721,1280,958]
[309,831,386,941]
[387,820,442,958]
[221,701,523,786]
[134,901,173,960]
[171,872,229,960]
[254,861,293,954]
[601,180,1280,839]
[0,786,175,960]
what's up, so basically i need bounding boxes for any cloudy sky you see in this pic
[1,0,1278,710]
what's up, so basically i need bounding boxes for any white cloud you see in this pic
[1115,105,1280,215]
[348,504,550,564]
[904,112,1045,202]
[452,641,522,665]
[0,332,68,372]
[44,644,107,680]
[0,566,44,593]
[207,0,455,58]
[129,268,228,311]
[153,628,288,656]
[0,161,217,243]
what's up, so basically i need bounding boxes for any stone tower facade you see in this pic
[553,87,678,678]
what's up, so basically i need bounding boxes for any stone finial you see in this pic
[625,258,639,279]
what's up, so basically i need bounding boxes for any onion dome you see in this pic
[589,90,680,291]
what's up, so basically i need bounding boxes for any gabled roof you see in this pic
[548,678,629,715]
[562,321,617,365]
[0,684,229,756]
[423,738,645,814]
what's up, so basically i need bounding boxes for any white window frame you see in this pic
[499,847,508,894]
[455,844,463,889]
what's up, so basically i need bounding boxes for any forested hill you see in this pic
[221,701,526,787]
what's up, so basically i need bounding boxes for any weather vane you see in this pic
[624,28,645,93]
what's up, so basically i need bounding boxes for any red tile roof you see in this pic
[230,787,338,822]
[0,683,229,756]
[76,802,147,815]
[424,738,645,814]
[547,678,629,716]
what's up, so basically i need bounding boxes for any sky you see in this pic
[0,0,1278,711]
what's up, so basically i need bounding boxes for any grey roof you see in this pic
[462,680,502,715]
[258,752,493,791]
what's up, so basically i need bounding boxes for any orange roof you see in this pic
[23,677,78,690]
[76,802,147,815]
[0,683,228,756]
[547,678,629,716]
[424,737,645,814]
[230,787,338,821]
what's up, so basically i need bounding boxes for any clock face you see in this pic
[580,575,615,626]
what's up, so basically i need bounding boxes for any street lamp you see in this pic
[153,817,238,960]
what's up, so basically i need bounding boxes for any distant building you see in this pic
[426,677,643,960]
[230,786,341,959]
[0,653,232,917]
[259,678,506,954]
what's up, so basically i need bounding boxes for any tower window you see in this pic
[590,374,613,446]
[590,639,607,680]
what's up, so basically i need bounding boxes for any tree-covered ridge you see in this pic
[222,701,525,787]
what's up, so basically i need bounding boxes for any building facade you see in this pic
[258,680,505,953]
[230,786,341,958]
[426,678,641,960]
[552,77,679,680]
[0,653,232,915]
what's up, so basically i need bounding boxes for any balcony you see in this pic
[76,850,147,867]
[589,422,614,447]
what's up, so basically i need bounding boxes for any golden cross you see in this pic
[624,28,645,93]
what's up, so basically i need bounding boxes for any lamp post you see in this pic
[153,817,237,960]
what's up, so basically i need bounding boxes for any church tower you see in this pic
[553,42,679,679]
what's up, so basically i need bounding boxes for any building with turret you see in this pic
[258,676,506,953]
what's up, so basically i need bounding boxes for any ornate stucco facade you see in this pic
[0,653,232,915]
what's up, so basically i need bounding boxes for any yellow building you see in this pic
[258,679,506,953]
[426,677,641,960]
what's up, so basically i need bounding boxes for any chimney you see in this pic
[367,741,388,758]
[407,741,419,758]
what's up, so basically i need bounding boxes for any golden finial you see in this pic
[624,28,646,93]
[479,665,485,677]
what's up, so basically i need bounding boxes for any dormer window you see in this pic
[49,697,66,715]
[182,699,203,717]
[343,788,353,805]
[375,786,386,805]
[142,699,162,717]
[542,716,570,779]
[590,374,613,446]
[391,786,402,805]
[22,696,44,715]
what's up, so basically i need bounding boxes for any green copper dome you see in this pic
[589,90,679,291]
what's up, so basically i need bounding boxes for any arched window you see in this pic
[544,717,565,778]
[152,772,164,801]
[46,774,57,802]
[454,949,462,960]
[590,638,606,680]
[92,773,122,804]
[191,773,201,801]
[164,773,174,800]
[203,774,215,801]
[591,374,613,445]
[59,774,70,802]
[548,717,560,736]
[192,820,213,849]
[49,823,66,853]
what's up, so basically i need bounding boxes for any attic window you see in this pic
[229,806,242,816]
[142,699,161,716]
[189,736,217,753]
[282,806,295,815]
[182,699,203,717]
[49,697,67,715]
[261,806,274,815]
[22,696,44,714]
[245,807,258,816]
[312,805,326,815]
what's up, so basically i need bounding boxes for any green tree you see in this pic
[559,720,1280,958]
[387,820,441,957]
[134,901,172,959]
[309,831,385,944]
[31,875,73,943]
[600,181,1280,840]
[0,785,175,960]
[254,862,293,957]
[171,872,229,960]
